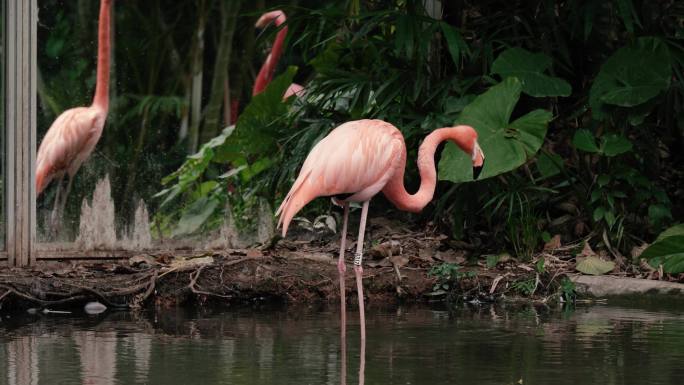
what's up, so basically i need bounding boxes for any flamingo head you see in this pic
[255,10,286,29]
[448,125,485,179]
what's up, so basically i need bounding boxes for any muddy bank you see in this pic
[2,219,682,312]
[0,251,553,311]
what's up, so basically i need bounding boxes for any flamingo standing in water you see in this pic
[276,119,485,342]
[253,10,304,99]
[36,0,112,228]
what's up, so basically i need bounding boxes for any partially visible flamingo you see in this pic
[276,119,485,342]
[253,10,304,99]
[36,0,112,229]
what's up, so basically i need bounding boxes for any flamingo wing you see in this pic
[276,119,404,235]
[36,107,105,194]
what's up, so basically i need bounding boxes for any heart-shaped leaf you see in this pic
[572,129,600,153]
[642,224,684,273]
[589,37,671,119]
[576,256,615,275]
[601,134,633,157]
[536,152,563,179]
[491,47,572,97]
[438,77,552,183]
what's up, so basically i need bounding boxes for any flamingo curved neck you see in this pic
[382,126,474,213]
[253,20,288,95]
[92,0,111,111]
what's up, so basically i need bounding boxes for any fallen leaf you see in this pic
[486,252,511,268]
[434,250,466,264]
[370,240,402,259]
[557,202,578,214]
[543,235,562,250]
[576,256,615,275]
[246,249,263,258]
[313,215,337,233]
[389,254,409,268]
[579,242,596,258]
[631,243,649,260]
[417,247,437,262]
[169,256,214,270]
[367,258,392,268]
[129,255,158,267]
[519,264,534,271]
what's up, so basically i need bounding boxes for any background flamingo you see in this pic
[36,0,112,229]
[276,119,485,342]
[253,10,304,98]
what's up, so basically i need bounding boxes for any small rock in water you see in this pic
[84,301,107,315]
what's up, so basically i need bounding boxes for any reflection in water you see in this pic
[74,331,117,385]
[2,304,684,385]
[125,334,152,384]
[340,314,365,385]
[7,336,39,385]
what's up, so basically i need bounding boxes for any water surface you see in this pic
[2,302,684,385]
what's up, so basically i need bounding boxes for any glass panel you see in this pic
[36,1,286,254]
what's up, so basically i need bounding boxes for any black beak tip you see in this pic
[473,158,485,180]
[473,166,483,180]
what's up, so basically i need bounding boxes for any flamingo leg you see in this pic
[338,202,349,339]
[60,174,74,219]
[354,200,369,343]
[49,175,66,238]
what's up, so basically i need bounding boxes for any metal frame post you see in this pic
[5,0,37,267]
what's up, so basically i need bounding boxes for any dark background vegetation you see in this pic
[37,0,683,267]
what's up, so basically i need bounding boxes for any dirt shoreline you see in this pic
[2,220,683,312]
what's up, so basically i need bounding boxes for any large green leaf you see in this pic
[491,48,571,97]
[439,77,553,183]
[536,152,563,179]
[589,37,671,119]
[572,129,600,153]
[601,134,632,157]
[643,224,684,273]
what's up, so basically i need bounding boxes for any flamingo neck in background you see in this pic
[92,0,111,111]
[253,18,289,95]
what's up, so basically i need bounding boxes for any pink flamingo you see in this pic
[253,10,304,99]
[36,0,112,226]
[276,119,485,342]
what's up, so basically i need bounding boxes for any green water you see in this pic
[1,302,684,385]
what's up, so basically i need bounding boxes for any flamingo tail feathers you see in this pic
[276,171,317,237]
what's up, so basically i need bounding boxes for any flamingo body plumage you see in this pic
[36,106,107,194]
[276,120,404,234]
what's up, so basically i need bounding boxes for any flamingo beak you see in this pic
[472,141,485,180]
[255,17,276,39]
